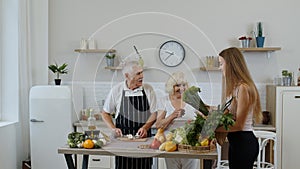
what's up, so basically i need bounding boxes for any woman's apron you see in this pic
[115,90,152,169]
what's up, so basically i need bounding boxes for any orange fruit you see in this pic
[83,139,94,149]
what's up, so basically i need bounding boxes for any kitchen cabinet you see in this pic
[266,85,300,169]
[281,91,300,169]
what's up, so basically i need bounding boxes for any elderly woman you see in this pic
[156,72,199,169]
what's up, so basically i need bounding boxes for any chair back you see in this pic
[253,130,276,169]
[216,143,229,169]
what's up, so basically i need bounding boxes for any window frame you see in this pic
[0,0,3,120]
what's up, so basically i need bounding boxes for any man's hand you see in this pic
[112,128,123,137]
[137,127,148,138]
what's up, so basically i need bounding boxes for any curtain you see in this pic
[18,0,32,161]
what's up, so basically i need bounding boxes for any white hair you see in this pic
[165,71,188,94]
[122,60,141,76]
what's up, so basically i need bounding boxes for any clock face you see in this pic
[159,40,185,67]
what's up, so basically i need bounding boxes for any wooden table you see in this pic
[58,138,217,169]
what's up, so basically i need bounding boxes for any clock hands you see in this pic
[165,51,173,55]
[164,51,174,61]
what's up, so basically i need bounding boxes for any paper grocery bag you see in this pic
[215,131,228,146]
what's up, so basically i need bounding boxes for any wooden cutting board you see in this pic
[117,137,148,142]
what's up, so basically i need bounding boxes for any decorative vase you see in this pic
[54,79,61,85]
[106,58,114,67]
[256,36,265,48]
[240,39,251,48]
[282,76,292,86]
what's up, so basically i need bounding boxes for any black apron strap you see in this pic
[115,89,152,169]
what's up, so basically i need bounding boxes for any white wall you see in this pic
[30,0,48,85]
[48,0,300,85]
[2,0,300,169]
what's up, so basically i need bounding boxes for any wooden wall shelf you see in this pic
[105,66,149,70]
[238,47,281,52]
[104,66,122,70]
[74,49,116,53]
[200,67,220,71]
[238,47,281,58]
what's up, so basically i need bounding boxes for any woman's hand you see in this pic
[172,109,185,118]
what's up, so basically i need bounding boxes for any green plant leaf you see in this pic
[105,53,116,59]
[48,63,68,79]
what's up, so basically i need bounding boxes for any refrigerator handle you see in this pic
[30,119,45,123]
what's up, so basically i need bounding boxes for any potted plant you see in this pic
[105,52,116,67]
[238,36,252,48]
[48,63,68,85]
[282,70,292,86]
[256,22,265,48]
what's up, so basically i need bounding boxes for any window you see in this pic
[0,0,3,120]
[0,0,19,122]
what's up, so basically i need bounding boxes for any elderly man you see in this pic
[101,60,157,169]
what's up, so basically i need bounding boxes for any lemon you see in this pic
[200,138,209,146]
[165,141,177,152]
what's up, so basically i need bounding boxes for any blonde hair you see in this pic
[219,47,262,123]
[165,72,188,94]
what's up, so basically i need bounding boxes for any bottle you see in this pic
[297,68,300,86]
[88,109,96,131]
[138,56,144,67]
[87,109,96,139]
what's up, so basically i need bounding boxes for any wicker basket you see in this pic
[178,140,216,153]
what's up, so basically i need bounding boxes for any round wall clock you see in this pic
[159,40,185,67]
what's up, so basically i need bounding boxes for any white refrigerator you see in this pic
[266,86,300,169]
[29,85,82,169]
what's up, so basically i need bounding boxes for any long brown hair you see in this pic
[219,47,262,123]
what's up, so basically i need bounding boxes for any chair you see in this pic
[216,143,229,169]
[253,130,277,169]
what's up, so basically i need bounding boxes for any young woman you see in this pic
[217,47,262,169]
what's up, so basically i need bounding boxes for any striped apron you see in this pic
[115,90,152,169]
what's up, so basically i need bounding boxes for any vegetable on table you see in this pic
[154,128,166,143]
[182,86,209,116]
[179,86,235,146]
[150,138,161,149]
[165,141,177,152]
[67,131,105,149]
[67,132,85,148]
